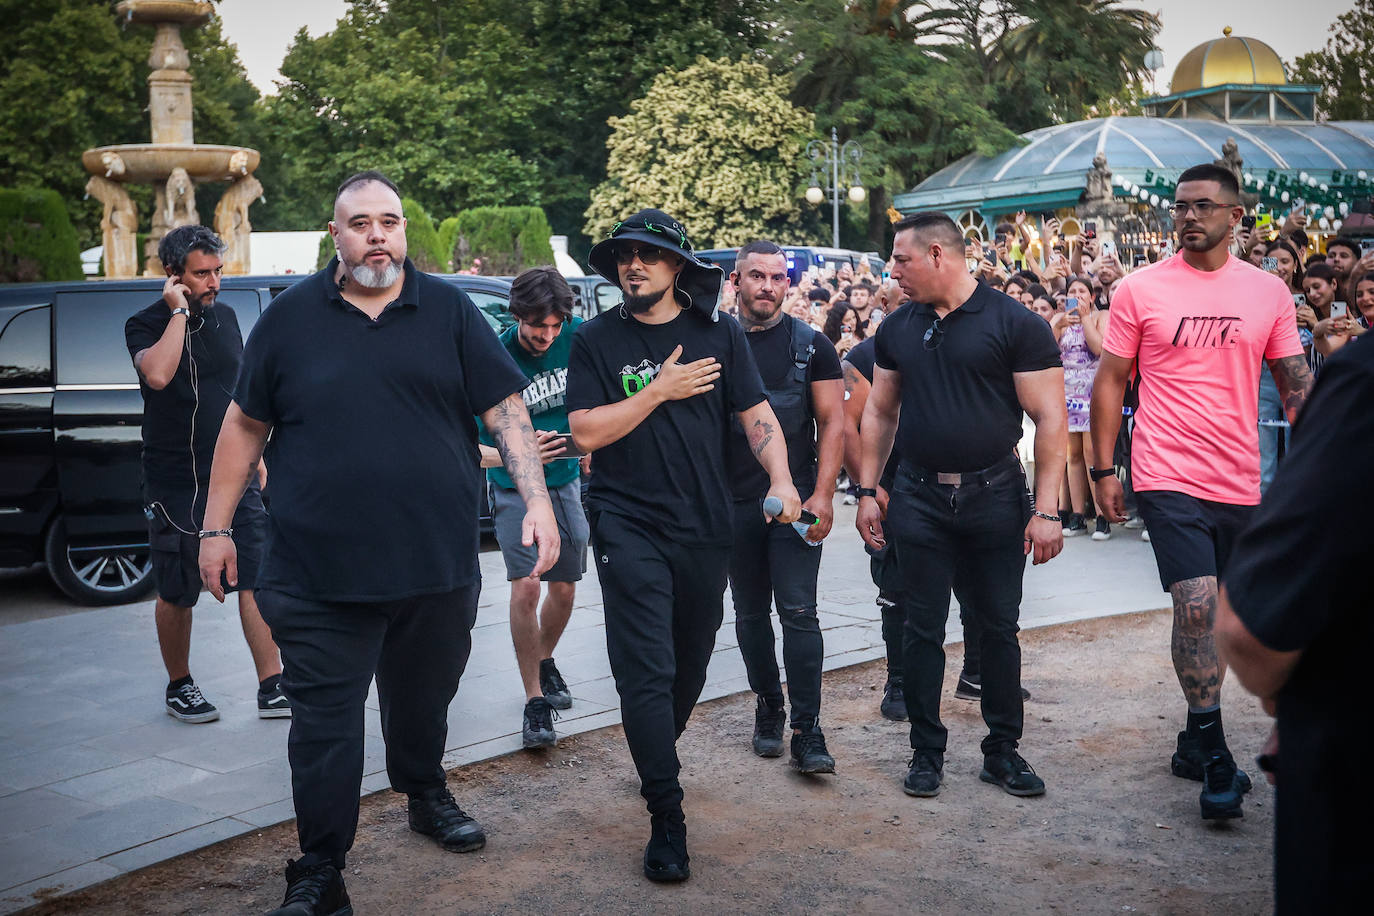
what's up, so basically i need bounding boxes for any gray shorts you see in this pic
[490,478,589,582]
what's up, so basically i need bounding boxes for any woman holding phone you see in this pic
[1051,276,1110,539]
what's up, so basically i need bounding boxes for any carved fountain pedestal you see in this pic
[81,1,262,277]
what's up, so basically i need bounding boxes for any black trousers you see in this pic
[729,500,824,727]
[872,542,986,680]
[256,585,479,868]
[889,459,1030,756]
[592,511,730,816]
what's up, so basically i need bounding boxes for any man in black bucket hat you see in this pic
[567,208,801,882]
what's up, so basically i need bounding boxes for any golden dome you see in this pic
[1170,28,1287,93]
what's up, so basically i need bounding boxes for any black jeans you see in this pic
[889,458,1031,756]
[729,500,824,727]
[592,511,730,816]
[256,585,479,869]
[871,542,986,680]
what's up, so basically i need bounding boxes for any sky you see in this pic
[217,0,1348,97]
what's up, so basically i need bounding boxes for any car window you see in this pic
[0,306,52,386]
[54,288,261,386]
[594,282,622,313]
[462,288,513,330]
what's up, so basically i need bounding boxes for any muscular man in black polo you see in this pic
[198,172,559,915]
[124,224,285,725]
[567,209,800,883]
[726,240,844,773]
[857,212,1066,800]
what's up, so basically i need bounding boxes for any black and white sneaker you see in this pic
[522,696,558,748]
[954,671,1032,702]
[539,658,572,710]
[166,681,219,723]
[258,682,292,719]
[1091,516,1112,541]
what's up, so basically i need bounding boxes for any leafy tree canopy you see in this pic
[1292,0,1374,121]
[586,57,815,249]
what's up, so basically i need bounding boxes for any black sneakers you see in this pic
[752,696,786,758]
[1062,512,1087,537]
[1199,749,1245,820]
[790,723,836,774]
[980,750,1046,796]
[539,658,572,710]
[1091,516,1112,541]
[258,681,292,719]
[407,786,486,852]
[643,809,689,882]
[522,696,558,749]
[1171,731,1253,793]
[166,681,219,724]
[954,671,1032,702]
[266,859,352,916]
[902,750,943,797]
[879,677,907,721]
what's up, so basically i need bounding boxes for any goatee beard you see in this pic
[350,258,403,289]
[624,290,664,314]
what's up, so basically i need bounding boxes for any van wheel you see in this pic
[43,518,156,605]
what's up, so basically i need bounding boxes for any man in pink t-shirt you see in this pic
[1090,163,1311,824]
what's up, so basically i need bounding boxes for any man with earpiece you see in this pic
[124,224,287,726]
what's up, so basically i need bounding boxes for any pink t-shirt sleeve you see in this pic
[1101,280,1141,359]
[1263,287,1306,361]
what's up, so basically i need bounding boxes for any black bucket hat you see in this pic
[587,208,724,322]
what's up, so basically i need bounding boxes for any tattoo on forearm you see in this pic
[1269,354,1313,424]
[842,363,861,397]
[490,395,549,503]
[747,418,775,458]
[1169,576,1222,707]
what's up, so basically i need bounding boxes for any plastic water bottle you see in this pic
[763,497,823,547]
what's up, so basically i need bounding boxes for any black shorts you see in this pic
[1135,490,1257,592]
[147,487,267,608]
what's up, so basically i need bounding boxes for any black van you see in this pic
[0,272,510,605]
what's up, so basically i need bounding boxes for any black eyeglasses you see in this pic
[613,244,668,266]
[923,317,945,351]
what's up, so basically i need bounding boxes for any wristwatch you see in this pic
[198,528,233,539]
[1089,466,1117,482]
[854,487,878,499]
[170,307,190,319]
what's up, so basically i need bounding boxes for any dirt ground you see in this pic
[26,609,1275,915]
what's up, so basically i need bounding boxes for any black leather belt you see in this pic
[898,454,1021,488]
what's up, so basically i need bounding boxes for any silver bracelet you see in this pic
[198,528,233,539]
[1031,510,1060,523]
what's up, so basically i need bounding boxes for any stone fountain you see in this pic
[82,0,262,277]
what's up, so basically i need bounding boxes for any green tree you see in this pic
[402,197,444,272]
[0,187,83,281]
[586,57,815,249]
[780,1,1018,248]
[1292,0,1374,121]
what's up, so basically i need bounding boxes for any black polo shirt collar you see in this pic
[323,255,421,323]
[912,282,987,318]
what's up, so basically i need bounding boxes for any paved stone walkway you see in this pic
[0,505,1162,912]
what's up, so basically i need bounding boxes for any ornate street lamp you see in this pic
[806,127,865,248]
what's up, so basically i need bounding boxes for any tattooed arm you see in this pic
[736,399,801,523]
[481,393,561,577]
[1266,354,1313,426]
[199,403,271,601]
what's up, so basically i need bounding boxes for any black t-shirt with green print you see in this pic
[566,308,766,546]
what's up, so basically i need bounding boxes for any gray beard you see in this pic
[350,258,403,289]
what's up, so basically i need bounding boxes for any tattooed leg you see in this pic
[1169,575,1224,709]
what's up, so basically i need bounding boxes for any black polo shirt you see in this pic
[873,282,1060,472]
[234,257,528,602]
[566,307,767,546]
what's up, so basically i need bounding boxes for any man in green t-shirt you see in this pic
[478,268,590,748]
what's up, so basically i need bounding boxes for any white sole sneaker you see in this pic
[166,704,219,724]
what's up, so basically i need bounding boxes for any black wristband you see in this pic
[1089,466,1117,482]
[854,487,878,499]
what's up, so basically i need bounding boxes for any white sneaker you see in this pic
[1141,529,1151,542]
[1123,515,1145,529]
[842,494,857,506]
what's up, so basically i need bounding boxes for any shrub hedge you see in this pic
[0,188,83,282]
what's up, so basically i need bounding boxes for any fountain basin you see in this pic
[82,144,259,183]
[115,0,212,26]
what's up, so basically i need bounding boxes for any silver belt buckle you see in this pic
[936,472,962,486]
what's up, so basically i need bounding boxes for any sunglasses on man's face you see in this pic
[614,244,668,266]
